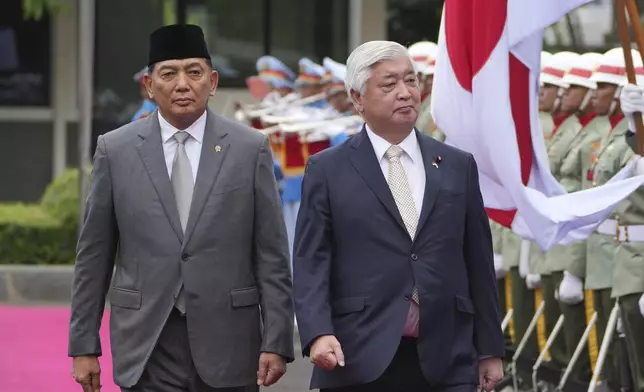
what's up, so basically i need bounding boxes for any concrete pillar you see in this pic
[52,0,79,178]
[348,0,387,51]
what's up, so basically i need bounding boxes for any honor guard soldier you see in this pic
[500,52,577,386]
[585,47,640,391]
[551,52,606,383]
[607,55,644,392]
[255,56,296,199]
[408,41,443,140]
[620,78,644,392]
[539,51,555,139]
[295,58,328,108]
[256,55,296,106]
[536,51,582,372]
[278,58,329,262]
[131,66,158,122]
[323,57,355,117]
[305,58,359,147]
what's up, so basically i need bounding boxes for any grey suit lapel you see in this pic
[135,111,183,242]
[182,110,230,247]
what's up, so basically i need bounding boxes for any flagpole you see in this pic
[616,0,644,154]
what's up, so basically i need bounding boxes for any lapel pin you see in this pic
[215,145,222,152]
[432,155,442,168]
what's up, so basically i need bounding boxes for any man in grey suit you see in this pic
[69,24,294,392]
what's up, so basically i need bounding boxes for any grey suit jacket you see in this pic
[68,109,294,388]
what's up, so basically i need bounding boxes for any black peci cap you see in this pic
[148,24,211,66]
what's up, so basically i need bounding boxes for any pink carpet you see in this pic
[0,306,119,392]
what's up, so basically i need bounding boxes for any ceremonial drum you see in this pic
[278,131,330,176]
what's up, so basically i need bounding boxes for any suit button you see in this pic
[411,254,418,261]
[181,253,189,261]
[404,295,411,300]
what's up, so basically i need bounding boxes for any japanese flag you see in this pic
[431,0,644,250]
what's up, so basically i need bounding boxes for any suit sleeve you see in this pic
[253,135,295,362]
[68,136,118,357]
[293,158,334,357]
[464,154,505,358]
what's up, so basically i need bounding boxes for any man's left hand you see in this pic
[478,357,503,392]
[639,293,644,317]
[257,352,286,387]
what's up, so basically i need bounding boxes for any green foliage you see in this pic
[22,0,66,20]
[0,169,82,264]
[41,168,80,226]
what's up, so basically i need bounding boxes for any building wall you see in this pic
[0,0,388,202]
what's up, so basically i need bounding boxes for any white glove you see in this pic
[558,271,585,305]
[639,293,644,317]
[494,254,507,279]
[526,274,541,289]
[620,83,644,132]
[616,314,624,334]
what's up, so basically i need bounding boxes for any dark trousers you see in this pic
[321,338,476,392]
[541,274,568,368]
[122,308,258,392]
[509,268,538,358]
[593,289,620,392]
[551,271,592,382]
[620,294,644,392]
[498,277,512,346]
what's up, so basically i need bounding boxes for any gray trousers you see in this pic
[122,309,259,392]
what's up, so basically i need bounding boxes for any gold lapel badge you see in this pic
[215,145,222,152]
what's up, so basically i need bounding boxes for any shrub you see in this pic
[0,204,76,264]
[41,168,81,229]
[0,168,84,264]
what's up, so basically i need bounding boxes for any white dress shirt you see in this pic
[365,125,426,337]
[365,125,426,212]
[159,111,207,182]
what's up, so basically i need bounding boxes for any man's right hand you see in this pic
[72,355,101,392]
[309,335,345,370]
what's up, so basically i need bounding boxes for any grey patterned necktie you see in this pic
[385,145,420,304]
[171,131,194,314]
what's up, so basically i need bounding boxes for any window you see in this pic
[185,0,349,87]
[387,0,443,46]
[93,0,171,122]
[184,0,265,88]
[0,0,51,107]
[93,0,350,120]
[270,0,349,69]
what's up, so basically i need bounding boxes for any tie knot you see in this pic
[385,145,404,161]
[174,131,190,144]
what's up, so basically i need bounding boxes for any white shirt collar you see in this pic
[159,110,207,144]
[365,124,421,164]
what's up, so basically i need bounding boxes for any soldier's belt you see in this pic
[596,219,644,242]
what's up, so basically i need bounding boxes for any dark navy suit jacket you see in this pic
[293,128,505,390]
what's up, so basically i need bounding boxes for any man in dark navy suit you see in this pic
[293,41,505,392]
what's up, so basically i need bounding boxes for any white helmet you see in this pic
[563,52,603,90]
[408,41,438,74]
[591,48,643,115]
[541,51,580,88]
[591,48,642,86]
[541,51,553,68]
[539,52,552,87]
[422,43,440,76]
[633,50,644,86]
[561,53,603,112]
